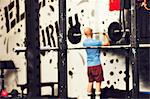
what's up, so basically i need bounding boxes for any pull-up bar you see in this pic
[14,44,150,52]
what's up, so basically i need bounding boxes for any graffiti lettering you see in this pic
[68,14,81,44]
[41,21,59,47]
[4,0,46,33]
[4,0,25,33]
[39,0,46,9]
[49,24,56,47]
[3,0,82,45]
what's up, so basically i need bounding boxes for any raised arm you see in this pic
[101,33,110,46]
[141,0,150,10]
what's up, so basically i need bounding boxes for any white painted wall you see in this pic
[0,0,149,98]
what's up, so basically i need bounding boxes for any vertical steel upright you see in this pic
[58,0,68,98]
[25,0,41,97]
[130,0,139,98]
[125,49,130,98]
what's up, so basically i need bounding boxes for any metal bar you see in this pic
[14,46,59,52]
[58,0,68,98]
[25,0,41,97]
[130,0,139,98]
[14,44,150,52]
[139,44,150,48]
[114,29,130,33]
[125,49,130,98]
[68,45,131,49]
[72,29,130,37]
[73,32,100,36]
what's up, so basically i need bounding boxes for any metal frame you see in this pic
[125,49,130,98]
[130,0,139,98]
[14,44,150,52]
[13,0,150,98]
[25,0,41,97]
[58,0,68,98]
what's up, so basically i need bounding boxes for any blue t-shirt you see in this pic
[83,38,102,67]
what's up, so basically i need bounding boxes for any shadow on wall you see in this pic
[138,48,150,87]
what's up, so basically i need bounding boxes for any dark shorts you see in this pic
[88,65,104,82]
